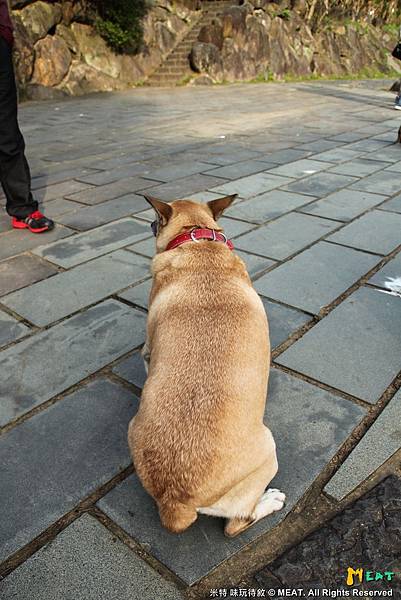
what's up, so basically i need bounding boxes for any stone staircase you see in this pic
[146,0,238,87]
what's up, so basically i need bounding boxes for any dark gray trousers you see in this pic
[0,36,37,218]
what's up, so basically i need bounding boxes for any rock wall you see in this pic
[10,0,401,97]
[189,2,401,84]
[11,0,200,99]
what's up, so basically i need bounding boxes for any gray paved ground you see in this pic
[0,80,401,598]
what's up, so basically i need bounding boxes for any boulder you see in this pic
[25,83,68,101]
[198,19,224,50]
[165,13,187,37]
[221,37,259,81]
[190,74,214,85]
[17,1,62,44]
[153,21,176,54]
[61,1,75,26]
[12,13,34,86]
[190,42,223,80]
[221,5,248,38]
[59,61,123,96]
[245,15,269,63]
[31,35,72,86]
[71,23,122,79]
[120,55,146,83]
[56,23,78,55]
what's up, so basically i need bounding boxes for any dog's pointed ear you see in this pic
[207,194,237,220]
[143,194,173,225]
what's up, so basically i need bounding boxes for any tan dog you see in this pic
[128,195,285,537]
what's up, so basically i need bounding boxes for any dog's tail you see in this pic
[158,497,197,533]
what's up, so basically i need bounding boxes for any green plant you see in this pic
[91,0,149,54]
[250,69,275,83]
[383,23,400,36]
[274,8,292,21]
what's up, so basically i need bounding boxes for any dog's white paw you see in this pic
[253,488,286,520]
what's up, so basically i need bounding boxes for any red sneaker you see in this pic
[12,210,54,233]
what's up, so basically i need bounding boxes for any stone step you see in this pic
[147,1,240,86]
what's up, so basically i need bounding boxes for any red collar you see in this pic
[165,228,234,252]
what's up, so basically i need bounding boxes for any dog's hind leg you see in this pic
[198,428,285,537]
[158,499,197,533]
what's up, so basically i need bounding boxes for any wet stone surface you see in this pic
[1,80,401,594]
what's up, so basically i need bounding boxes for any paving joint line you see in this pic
[90,507,187,592]
[0,342,144,437]
[0,465,134,581]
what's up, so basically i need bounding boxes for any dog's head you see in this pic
[143,194,237,252]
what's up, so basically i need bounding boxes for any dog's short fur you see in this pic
[128,196,284,537]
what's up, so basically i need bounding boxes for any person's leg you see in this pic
[0,36,38,218]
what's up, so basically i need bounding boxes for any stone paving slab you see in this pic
[75,162,154,186]
[35,180,93,202]
[324,388,401,500]
[64,177,160,205]
[0,300,145,426]
[0,311,29,348]
[256,476,401,593]
[261,299,312,349]
[237,251,275,279]
[281,172,358,198]
[344,138,393,152]
[329,131,370,143]
[255,242,380,314]
[211,173,293,199]
[201,147,264,165]
[2,250,150,327]
[297,189,386,221]
[0,378,138,563]
[276,287,401,403]
[219,217,256,238]
[143,174,228,201]
[0,212,9,233]
[112,351,147,389]
[350,169,401,195]
[327,157,390,177]
[56,194,150,231]
[98,368,364,585]
[31,167,100,190]
[296,140,343,152]
[309,148,362,163]
[0,225,73,262]
[204,160,276,180]
[130,208,153,222]
[236,213,338,260]
[32,218,150,268]
[144,161,216,182]
[226,190,315,223]
[369,251,401,292]
[127,238,155,259]
[359,145,401,163]
[384,160,401,173]
[328,210,401,255]
[263,148,312,164]
[377,192,401,214]
[118,280,152,310]
[0,515,183,600]
[39,198,86,219]
[267,159,333,179]
[0,254,59,297]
